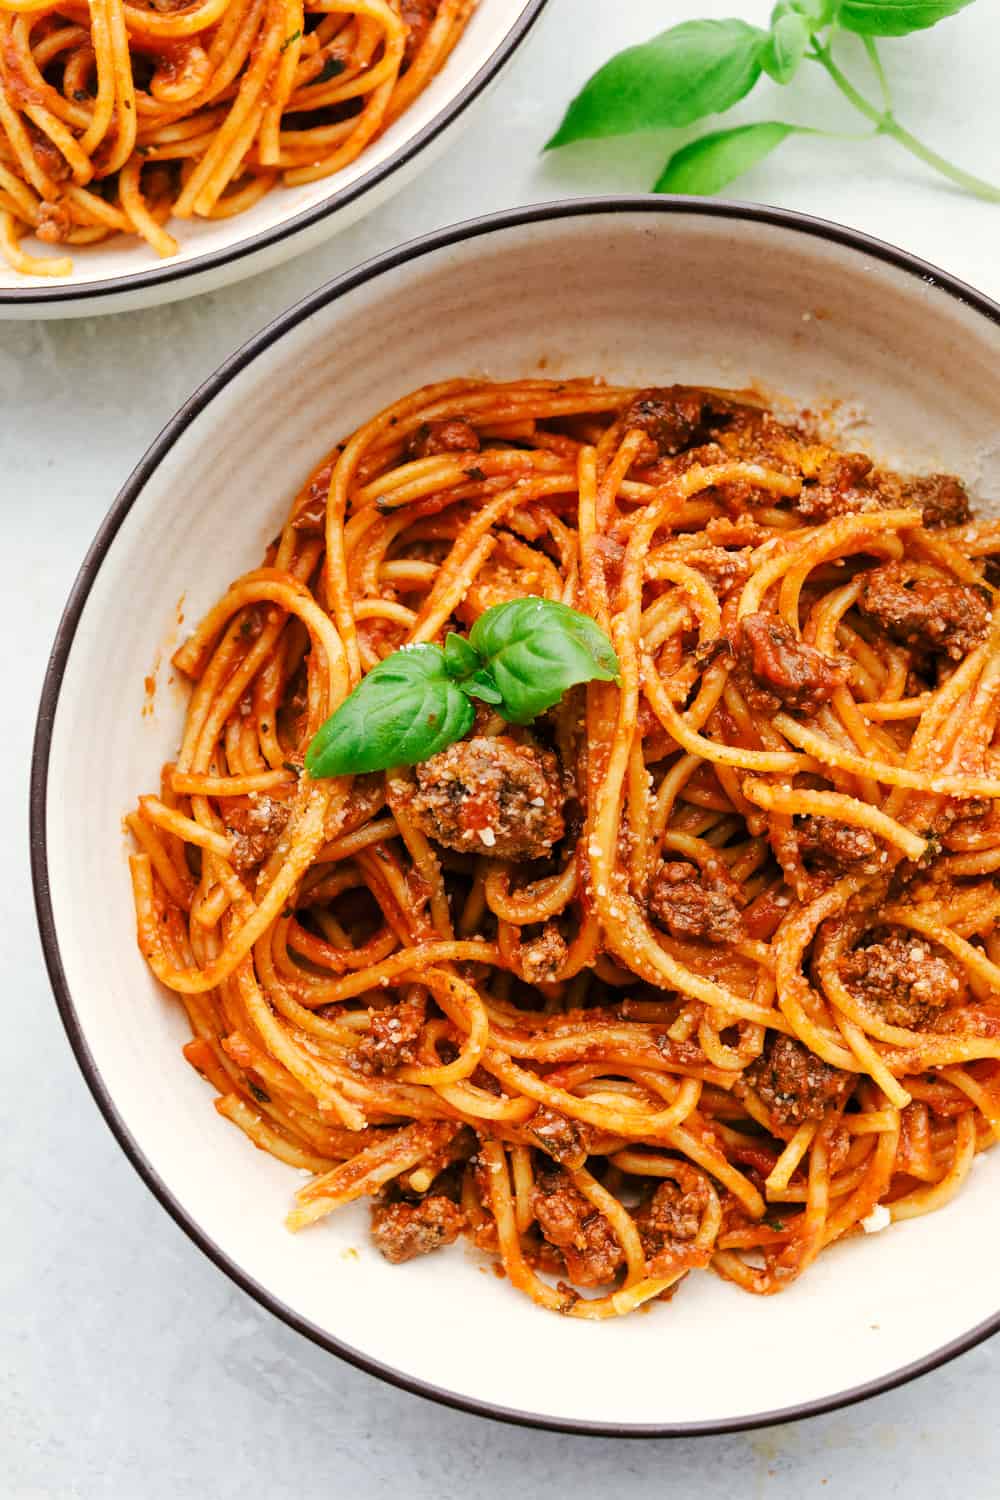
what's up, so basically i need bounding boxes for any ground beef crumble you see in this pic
[857,563,990,662]
[524,1107,594,1169]
[910,473,971,529]
[532,1168,624,1287]
[799,465,972,528]
[370,1195,466,1263]
[688,546,753,599]
[221,795,291,873]
[619,386,737,459]
[648,860,744,944]
[734,613,843,716]
[518,922,569,983]
[839,929,966,1029]
[407,417,480,458]
[36,198,73,243]
[410,735,565,860]
[796,816,883,876]
[794,451,878,521]
[745,1034,855,1128]
[634,1178,705,1275]
[353,992,426,1074]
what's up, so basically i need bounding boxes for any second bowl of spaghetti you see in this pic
[0,0,546,314]
[33,199,1000,1433]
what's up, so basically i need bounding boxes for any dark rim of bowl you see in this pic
[31,196,1000,1437]
[0,0,548,305]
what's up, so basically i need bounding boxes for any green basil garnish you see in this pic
[546,1,997,207]
[467,597,620,726]
[760,9,811,83]
[305,598,620,778]
[443,632,480,679]
[304,644,474,778]
[838,1,974,36]
[654,121,805,198]
[545,19,766,149]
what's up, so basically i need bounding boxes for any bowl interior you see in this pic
[0,0,535,296]
[40,205,1000,1431]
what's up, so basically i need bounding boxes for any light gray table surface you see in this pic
[5,1,1000,1494]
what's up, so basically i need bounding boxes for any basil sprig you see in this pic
[545,20,766,148]
[546,1,997,205]
[304,597,620,779]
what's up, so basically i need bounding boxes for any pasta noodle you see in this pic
[128,377,1000,1317]
[0,0,472,276]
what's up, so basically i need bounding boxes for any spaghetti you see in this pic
[0,0,472,277]
[128,377,1000,1318]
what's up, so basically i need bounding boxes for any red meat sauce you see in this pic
[733,613,843,717]
[407,417,481,459]
[687,545,753,600]
[359,1110,615,1278]
[618,385,971,528]
[36,198,73,244]
[286,384,989,1282]
[26,122,71,182]
[516,922,569,984]
[857,563,990,663]
[620,386,737,461]
[400,0,442,70]
[523,1106,596,1170]
[635,1176,711,1277]
[526,1167,711,1287]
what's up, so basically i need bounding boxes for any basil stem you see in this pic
[811,40,1000,203]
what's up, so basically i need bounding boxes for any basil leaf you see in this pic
[654,121,802,197]
[838,0,975,34]
[305,644,473,777]
[469,597,620,726]
[465,667,504,705]
[444,632,481,680]
[794,0,837,22]
[545,19,767,149]
[761,11,811,83]
[443,633,503,700]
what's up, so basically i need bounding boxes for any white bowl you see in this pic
[0,0,545,319]
[32,199,1000,1434]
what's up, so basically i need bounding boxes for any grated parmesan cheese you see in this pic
[861,1204,891,1234]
